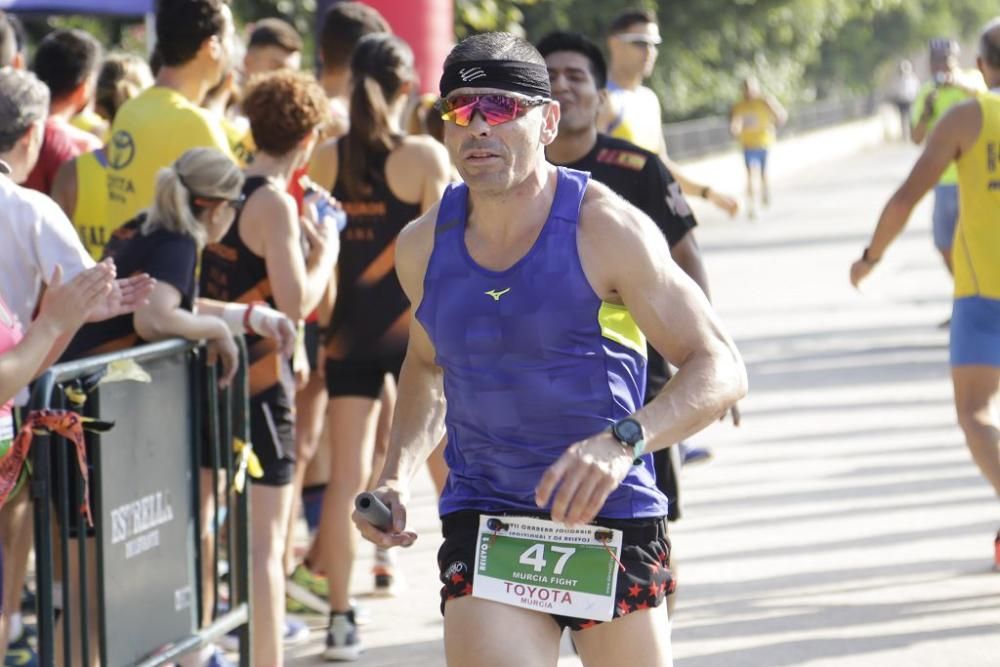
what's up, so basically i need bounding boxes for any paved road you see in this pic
[287,141,1000,666]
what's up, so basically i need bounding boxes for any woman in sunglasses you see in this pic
[199,69,338,665]
[64,147,251,378]
[307,31,452,660]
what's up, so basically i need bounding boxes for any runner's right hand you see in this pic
[352,485,418,549]
[301,206,340,267]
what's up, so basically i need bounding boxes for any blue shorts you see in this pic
[744,148,768,170]
[950,296,1000,367]
[932,184,959,252]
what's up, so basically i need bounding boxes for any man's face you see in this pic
[546,51,600,134]
[609,22,660,79]
[244,45,301,77]
[442,86,560,194]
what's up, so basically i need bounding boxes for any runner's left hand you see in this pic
[535,432,634,526]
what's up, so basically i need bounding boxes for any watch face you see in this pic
[615,419,642,444]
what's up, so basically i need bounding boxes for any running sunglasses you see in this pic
[437,93,551,127]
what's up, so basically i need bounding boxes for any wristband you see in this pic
[700,186,711,199]
[243,300,267,334]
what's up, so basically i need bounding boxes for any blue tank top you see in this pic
[416,167,669,519]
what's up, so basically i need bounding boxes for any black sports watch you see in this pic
[611,417,646,466]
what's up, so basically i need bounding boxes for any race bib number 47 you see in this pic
[472,515,623,622]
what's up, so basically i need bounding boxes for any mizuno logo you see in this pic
[459,67,487,82]
[485,288,511,301]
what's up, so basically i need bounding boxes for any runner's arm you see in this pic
[669,233,711,301]
[256,188,335,319]
[537,188,745,524]
[355,209,444,546]
[851,102,978,287]
[664,155,739,216]
[587,193,746,451]
[765,95,788,126]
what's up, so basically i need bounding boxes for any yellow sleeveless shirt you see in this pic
[74,149,112,260]
[953,90,1000,299]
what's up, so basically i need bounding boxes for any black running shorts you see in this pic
[437,510,674,631]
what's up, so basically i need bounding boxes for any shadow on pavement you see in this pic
[675,622,998,667]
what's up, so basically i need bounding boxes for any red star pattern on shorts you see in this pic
[628,583,642,598]
[576,619,599,630]
[462,583,473,595]
[635,601,650,611]
[617,599,631,616]
[450,572,464,585]
[645,561,660,575]
[648,582,660,598]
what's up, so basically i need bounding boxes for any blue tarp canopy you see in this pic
[0,0,153,16]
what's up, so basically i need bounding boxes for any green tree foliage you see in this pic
[457,0,997,120]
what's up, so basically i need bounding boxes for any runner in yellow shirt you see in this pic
[851,18,1000,570]
[105,0,235,227]
[910,38,986,275]
[600,8,739,217]
[730,75,787,219]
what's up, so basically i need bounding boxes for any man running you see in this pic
[354,33,747,666]
[910,38,986,276]
[730,75,787,218]
[599,8,739,217]
[851,18,1000,570]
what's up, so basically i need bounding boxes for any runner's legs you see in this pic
[286,371,328,573]
[572,605,673,667]
[321,396,381,612]
[251,483,296,666]
[443,595,562,667]
[952,365,1000,497]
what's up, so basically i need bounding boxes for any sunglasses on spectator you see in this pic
[616,33,662,48]
[437,93,551,127]
[191,192,246,215]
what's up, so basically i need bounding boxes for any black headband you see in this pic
[440,60,551,98]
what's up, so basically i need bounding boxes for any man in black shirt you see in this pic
[539,31,741,611]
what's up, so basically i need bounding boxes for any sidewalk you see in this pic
[288,140,1000,666]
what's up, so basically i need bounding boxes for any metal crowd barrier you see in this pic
[28,338,252,666]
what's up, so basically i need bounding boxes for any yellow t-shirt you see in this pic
[604,83,663,155]
[73,149,112,260]
[911,69,986,185]
[70,109,107,141]
[732,98,776,149]
[222,116,256,166]
[106,86,233,226]
[953,91,1000,299]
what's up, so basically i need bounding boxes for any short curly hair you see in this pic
[242,70,328,156]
